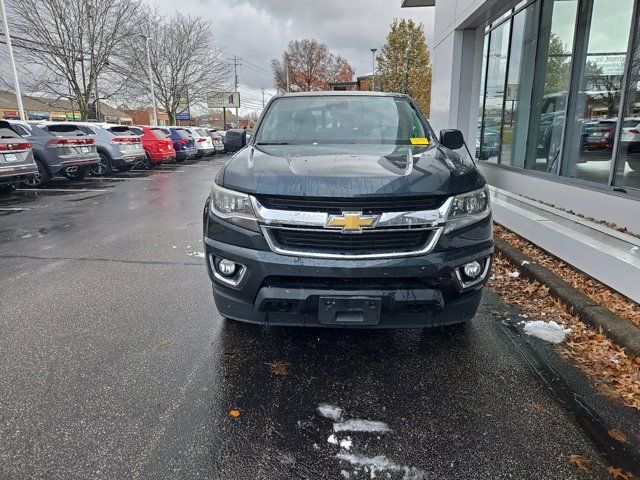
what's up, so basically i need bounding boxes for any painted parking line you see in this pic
[14,188,108,193]
[0,207,31,211]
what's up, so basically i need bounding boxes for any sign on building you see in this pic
[176,112,191,121]
[207,92,241,109]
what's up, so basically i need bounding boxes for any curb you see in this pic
[494,237,640,357]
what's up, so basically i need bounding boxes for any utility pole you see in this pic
[145,36,158,126]
[231,55,241,126]
[1,0,25,120]
[261,88,265,108]
[370,48,377,91]
[286,60,290,93]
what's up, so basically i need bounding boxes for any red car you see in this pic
[132,126,176,166]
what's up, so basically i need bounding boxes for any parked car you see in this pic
[582,119,617,153]
[222,129,249,153]
[0,120,37,189]
[163,127,197,162]
[183,127,214,158]
[69,123,145,176]
[9,120,99,187]
[205,129,226,153]
[618,117,640,172]
[203,92,493,328]
[130,126,176,167]
[476,128,500,160]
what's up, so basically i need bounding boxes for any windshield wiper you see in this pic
[255,141,290,145]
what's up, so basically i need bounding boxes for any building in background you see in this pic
[329,74,373,91]
[123,107,169,126]
[0,90,132,124]
[403,0,640,233]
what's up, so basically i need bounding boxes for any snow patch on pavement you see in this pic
[333,419,390,433]
[336,453,425,480]
[318,403,343,421]
[187,251,205,258]
[507,270,520,278]
[523,320,571,343]
[339,438,352,450]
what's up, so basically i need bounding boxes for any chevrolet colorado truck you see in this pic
[203,92,493,328]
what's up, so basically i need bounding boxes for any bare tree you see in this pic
[128,11,230,124]
[271,39,354,92]
[7,0,142,120]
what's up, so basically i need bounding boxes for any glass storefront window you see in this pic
[477,36,489,159]
[524,0,578,173]
[476,0,638,196]
[560,0,634,183]
[500,2,540,167]
[479,21,511,163]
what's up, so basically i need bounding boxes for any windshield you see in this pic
[255,95,431,145]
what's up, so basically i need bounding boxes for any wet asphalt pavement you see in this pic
[0,157,636,479]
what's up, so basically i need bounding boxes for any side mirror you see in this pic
[439,129,465,150]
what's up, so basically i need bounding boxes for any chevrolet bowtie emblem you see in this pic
[325,212,379,233]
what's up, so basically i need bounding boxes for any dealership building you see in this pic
[403,0,640,302]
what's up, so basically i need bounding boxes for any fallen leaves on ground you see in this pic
[608,466,637,480]
[488,253,640,411]
[495,224,640,330]
[608,429,628,443]
[158,338,171,347]
[569,454,592,472]
[267,361,290,376]
[229,410,240,418]
[528,402,546,413]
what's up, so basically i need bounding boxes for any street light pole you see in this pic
[145,36,158,126]
[370,48,377,92]
[0,0,25,120]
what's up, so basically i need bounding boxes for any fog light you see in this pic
[463,260,482,278]
[217,259,237,277]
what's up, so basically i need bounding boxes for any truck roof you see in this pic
[278,91,408,98]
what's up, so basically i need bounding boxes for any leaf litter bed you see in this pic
[488,249,640,412]
[494,224,640,330]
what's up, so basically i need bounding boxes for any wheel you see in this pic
[628,159,640,172]
[91,153,112,176]
[63,166,90,181]
[117,164,134,172]
[22,157,51,187]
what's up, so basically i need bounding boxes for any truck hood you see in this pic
[221,144,485,198]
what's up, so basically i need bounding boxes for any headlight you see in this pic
[209,183,259,231]
[444,186,490,233]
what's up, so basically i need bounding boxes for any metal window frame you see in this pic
[498,17,515,165]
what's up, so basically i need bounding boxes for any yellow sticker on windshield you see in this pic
[410,137,430,145]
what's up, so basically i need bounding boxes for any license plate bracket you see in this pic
[318,296,382,326]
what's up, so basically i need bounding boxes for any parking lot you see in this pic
[0,156,632,479]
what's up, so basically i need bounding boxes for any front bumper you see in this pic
[204,216,493,328]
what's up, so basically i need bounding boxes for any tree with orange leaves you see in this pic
[271,39,355,92]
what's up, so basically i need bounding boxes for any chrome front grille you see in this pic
[252,196,452,259]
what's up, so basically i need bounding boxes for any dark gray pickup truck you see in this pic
[203,92,493,328]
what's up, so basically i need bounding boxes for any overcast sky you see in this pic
[148,0,435,112]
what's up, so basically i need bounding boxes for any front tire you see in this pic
[91,153,112,176]
[22,158,52,188]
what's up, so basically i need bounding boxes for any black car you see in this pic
[203,92,493,328]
